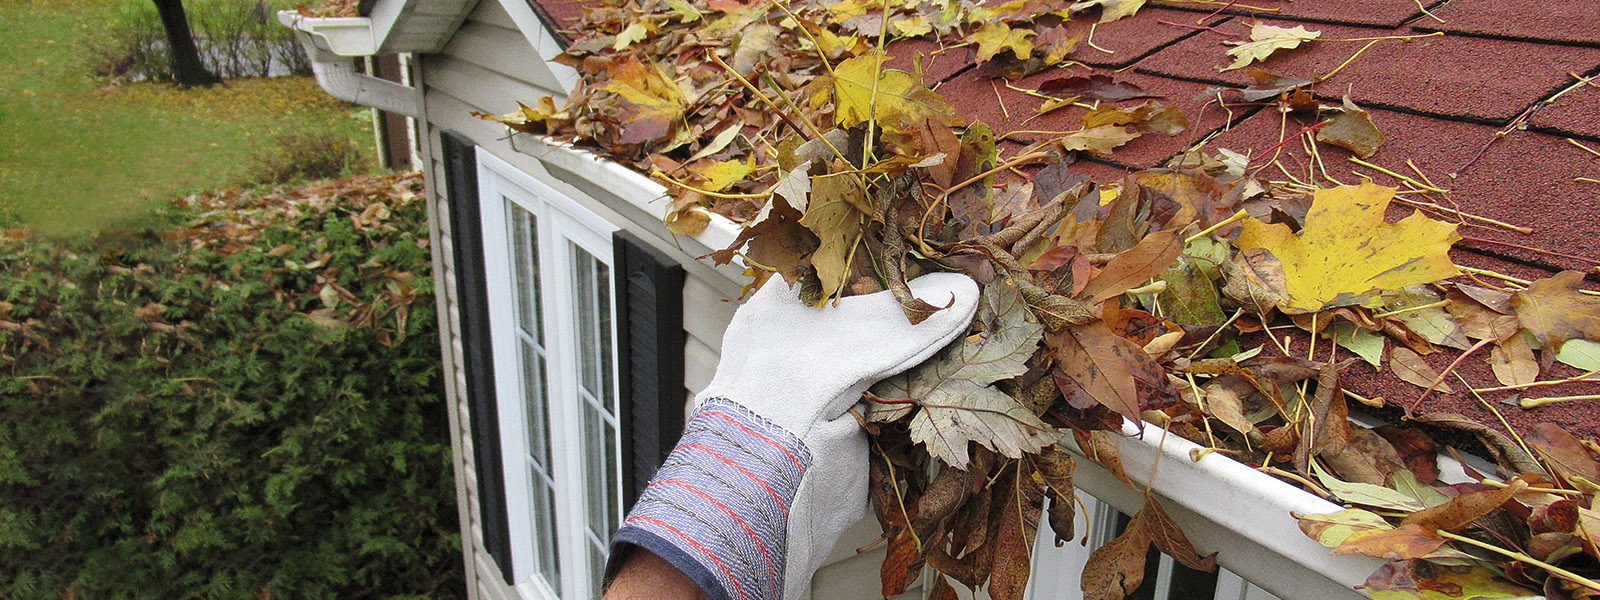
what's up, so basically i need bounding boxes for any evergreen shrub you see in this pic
[0,173,463,599]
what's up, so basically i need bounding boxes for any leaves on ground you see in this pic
[1315,97,1385,159]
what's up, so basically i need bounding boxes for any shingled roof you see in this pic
[526,0,1600,439]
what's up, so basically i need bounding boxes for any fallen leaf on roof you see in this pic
[799,163,867,301]
[1059,125,1142,154]
[1068,0,1146,23]
[1233,182,1460,313]
[1240,68,1312,101]
[1035,74,1160,102]
[1509,270,1600,360]
[689,157,756,191]
[1222,23,1322,72]
[973,22,1036,63]
[1316,97,1385,159]
[820,54,963,133]
[1389,346,1452,393]
[1081,100,1189,136]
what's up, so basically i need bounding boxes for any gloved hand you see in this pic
[606,272,980,600]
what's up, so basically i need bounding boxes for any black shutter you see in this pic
[440,131,516,585]
[613,231,687,509]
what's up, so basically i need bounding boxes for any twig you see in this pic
[1185,308,1246,360]
[1480,479,1580,496]
[1320,32,1444,43]
[1459,372,1543,473]
[1474,369,1600,393]
[1157,19,1234,35]
[1406,337,1493,417]
[1436,530,1600,593]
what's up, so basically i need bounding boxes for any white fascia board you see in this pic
[495,0,583,94]
[1065,420,1385,599]
[508,132,741,255]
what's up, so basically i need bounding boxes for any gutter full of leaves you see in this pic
[477,0,1600,598]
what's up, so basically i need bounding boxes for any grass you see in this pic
[0,0,375,236]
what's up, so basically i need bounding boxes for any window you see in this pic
[478,150,622,600]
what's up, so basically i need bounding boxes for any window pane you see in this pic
[582,402,621,539]
[530,475,561,595]
[521,341,551,469]
[512,204,544,342]
[574,248,614,410]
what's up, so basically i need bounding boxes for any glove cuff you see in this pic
[607,398,811,600]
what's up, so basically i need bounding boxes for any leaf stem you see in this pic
[1319,32,1444,43]
[1435,530,1600,593]
[652,170,773,198]
[1183,209,1249,244]
[1371,299,1449,319]
[1520,394,1600,409]
[1347,157,1450,194]
[1459,266,1600,297]
[1460,235,1597,264]
[1249,119,1331,163]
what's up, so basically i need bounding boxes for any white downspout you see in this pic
[277,11,422,119]
[309,58,421,118]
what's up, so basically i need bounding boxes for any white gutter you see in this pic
[276,11,422,119]
[509,132,742,255]
[1067,420,1385,599]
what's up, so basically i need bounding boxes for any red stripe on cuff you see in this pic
[701,409,807,473]
[656,479,780,600]
[625,515,751,600]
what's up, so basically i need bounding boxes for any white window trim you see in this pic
[477,148,621,600]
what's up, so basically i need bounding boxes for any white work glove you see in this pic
[607,272,980,600]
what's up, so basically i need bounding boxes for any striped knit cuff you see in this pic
[608,397,811,600]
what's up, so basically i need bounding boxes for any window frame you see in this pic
[477,149,622,600]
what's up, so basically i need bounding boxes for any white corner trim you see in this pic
[494,0,582,93]
[507,132,742,254]
[1064,420,1386,599]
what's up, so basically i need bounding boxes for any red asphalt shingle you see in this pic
[1135,20,1600,123]
[1417,0,1600,47]
[1151,0,1431,28]
[1529,82,1600,141]
[1054,8,1231,69]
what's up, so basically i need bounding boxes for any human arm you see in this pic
[601,273,980,600]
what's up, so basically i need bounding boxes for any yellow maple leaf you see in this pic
[821,54,963,133]
[598,59,686,144]
[972,23,1035,63]
[689,158,755,192]
[1222,22,1321,72]
[1233,181,1460,313]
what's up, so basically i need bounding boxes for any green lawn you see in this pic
[0,0,374,235]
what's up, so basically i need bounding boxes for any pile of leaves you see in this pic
[480,0,1600,598]
[0,173,463,598]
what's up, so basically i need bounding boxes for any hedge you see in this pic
[0,173,463,599]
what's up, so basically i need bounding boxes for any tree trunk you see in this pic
[151,0,221,88]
